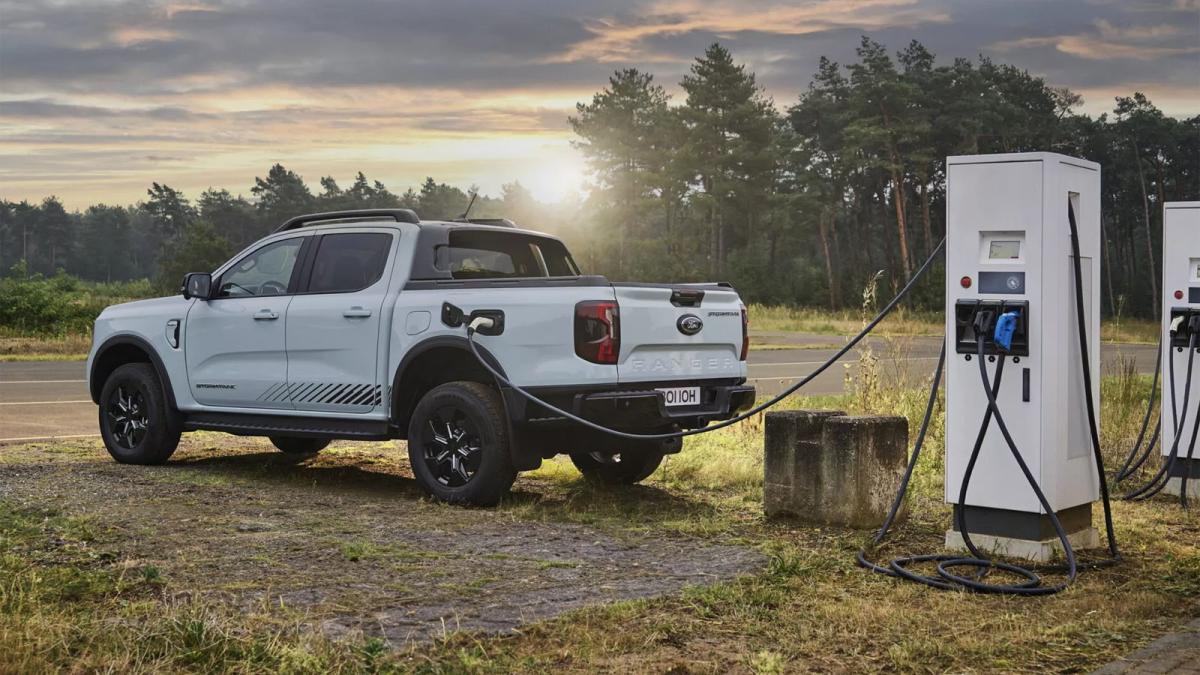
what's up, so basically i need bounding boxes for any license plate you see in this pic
[657,386,700,407]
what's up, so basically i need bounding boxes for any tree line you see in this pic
[1,38,1196,317]
[0,170,549,293]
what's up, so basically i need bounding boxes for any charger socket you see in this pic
[954,300,1030,356]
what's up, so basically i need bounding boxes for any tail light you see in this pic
[575,300,620,365]
[740,304,749,361]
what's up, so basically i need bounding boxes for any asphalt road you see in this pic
[0,336,1159,444]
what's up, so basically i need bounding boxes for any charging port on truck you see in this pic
[954,300,1030,356]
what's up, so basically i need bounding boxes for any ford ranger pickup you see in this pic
[87,209,754,504]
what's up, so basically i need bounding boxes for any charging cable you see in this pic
[1115,336,1162,482]
[464,238,946,442]
[1123,326,1200,504]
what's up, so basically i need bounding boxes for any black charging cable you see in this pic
[1067,202,1121,560]
[855,340,949,589]
[861,335,1076,595]
[1115,336,1162,482]
[465,238,946,442]
[1123,330,1200,503]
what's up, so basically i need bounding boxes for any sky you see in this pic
[1,0,1197,209]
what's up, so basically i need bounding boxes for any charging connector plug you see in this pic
[994,310,1022,353]
[1171,315,1187,337]
[972,309,997,337]
[467,316,496,335]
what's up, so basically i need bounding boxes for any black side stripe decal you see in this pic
[256,381,382,406]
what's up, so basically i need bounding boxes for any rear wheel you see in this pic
[407,381,516,506]
[570,450,664,485]
[269,436,329,455]
[99,363,181,465]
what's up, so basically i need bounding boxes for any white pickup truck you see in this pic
[87,209,754,504]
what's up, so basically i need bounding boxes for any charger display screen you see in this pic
[988,240,1021,260]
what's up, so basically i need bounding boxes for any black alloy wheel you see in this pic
[106,383,150,450]
[98,362,181,465]
[420,406,484,487]
[406,381,516,506]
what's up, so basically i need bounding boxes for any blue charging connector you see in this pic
[994,310,1021,352]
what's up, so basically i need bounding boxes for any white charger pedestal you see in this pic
[943,152,1102,562]
[1161,202,1200,498]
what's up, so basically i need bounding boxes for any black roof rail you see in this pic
[451,217,517,228]
[275,208,420,233]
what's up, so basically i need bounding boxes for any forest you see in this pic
[1,38,1196,319]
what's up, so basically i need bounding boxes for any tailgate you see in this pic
[613,284,746,383]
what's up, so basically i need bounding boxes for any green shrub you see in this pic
[0,262,156,336]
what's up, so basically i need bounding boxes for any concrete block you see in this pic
[763,410,844,519]
[764,410,909,529]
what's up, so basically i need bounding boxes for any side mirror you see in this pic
[182,272,213,300]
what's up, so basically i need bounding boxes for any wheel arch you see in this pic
[90,334,178,410]
[390,336,511,437]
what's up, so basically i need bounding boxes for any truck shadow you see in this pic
[164,448,714,524]
[166,450,430,500]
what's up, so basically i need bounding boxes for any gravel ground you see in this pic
[0,435,764,646]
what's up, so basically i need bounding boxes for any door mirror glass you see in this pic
[182,272,213,300]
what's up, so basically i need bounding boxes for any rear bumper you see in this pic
[505,380,756,431]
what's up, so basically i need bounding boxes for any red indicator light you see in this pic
[1175,290,1185,300]
[960,276,972,289]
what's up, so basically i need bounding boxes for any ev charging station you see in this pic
[1162,201,1200,498]
[943,152,1102,560]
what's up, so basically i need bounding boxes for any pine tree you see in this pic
[679,43,778,276]
[570,68,674,274]
[251,164,313,226]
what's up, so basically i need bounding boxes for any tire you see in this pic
[406,381,516,506]
[99,362,181,465]
[269,436,330,455]
[570,450,664,485]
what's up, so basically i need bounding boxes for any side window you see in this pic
[217,238,304,298]
[308,232,393,294]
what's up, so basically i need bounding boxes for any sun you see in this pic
[522,151,587,203]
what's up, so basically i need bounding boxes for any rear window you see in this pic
[435,230,579,280]
[308,232,392,293]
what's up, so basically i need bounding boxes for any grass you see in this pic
[0,308,1156,361]
[3,337,1195,673]
[0,330,91,361]
[747,304,1161,344]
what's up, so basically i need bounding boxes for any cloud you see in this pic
[0,99,207,121]
[991,16,1200,61]
[0,0,1196,207]
[550,0,951,63]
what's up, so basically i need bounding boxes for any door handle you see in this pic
[343,306,372,318]
[253,309,279,320]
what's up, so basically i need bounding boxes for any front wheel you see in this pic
[570,451,664,485]
[99,363,181,465]
[406,382,516,506]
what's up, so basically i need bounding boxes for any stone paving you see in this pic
[1093,618,1200,674]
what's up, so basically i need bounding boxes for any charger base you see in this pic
[944,528,1100,563]
[945,503,1099,562]
[1164,457,1200,498]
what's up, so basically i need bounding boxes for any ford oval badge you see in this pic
[677,314,703,336]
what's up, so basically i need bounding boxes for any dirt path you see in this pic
[0,436,763,646]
